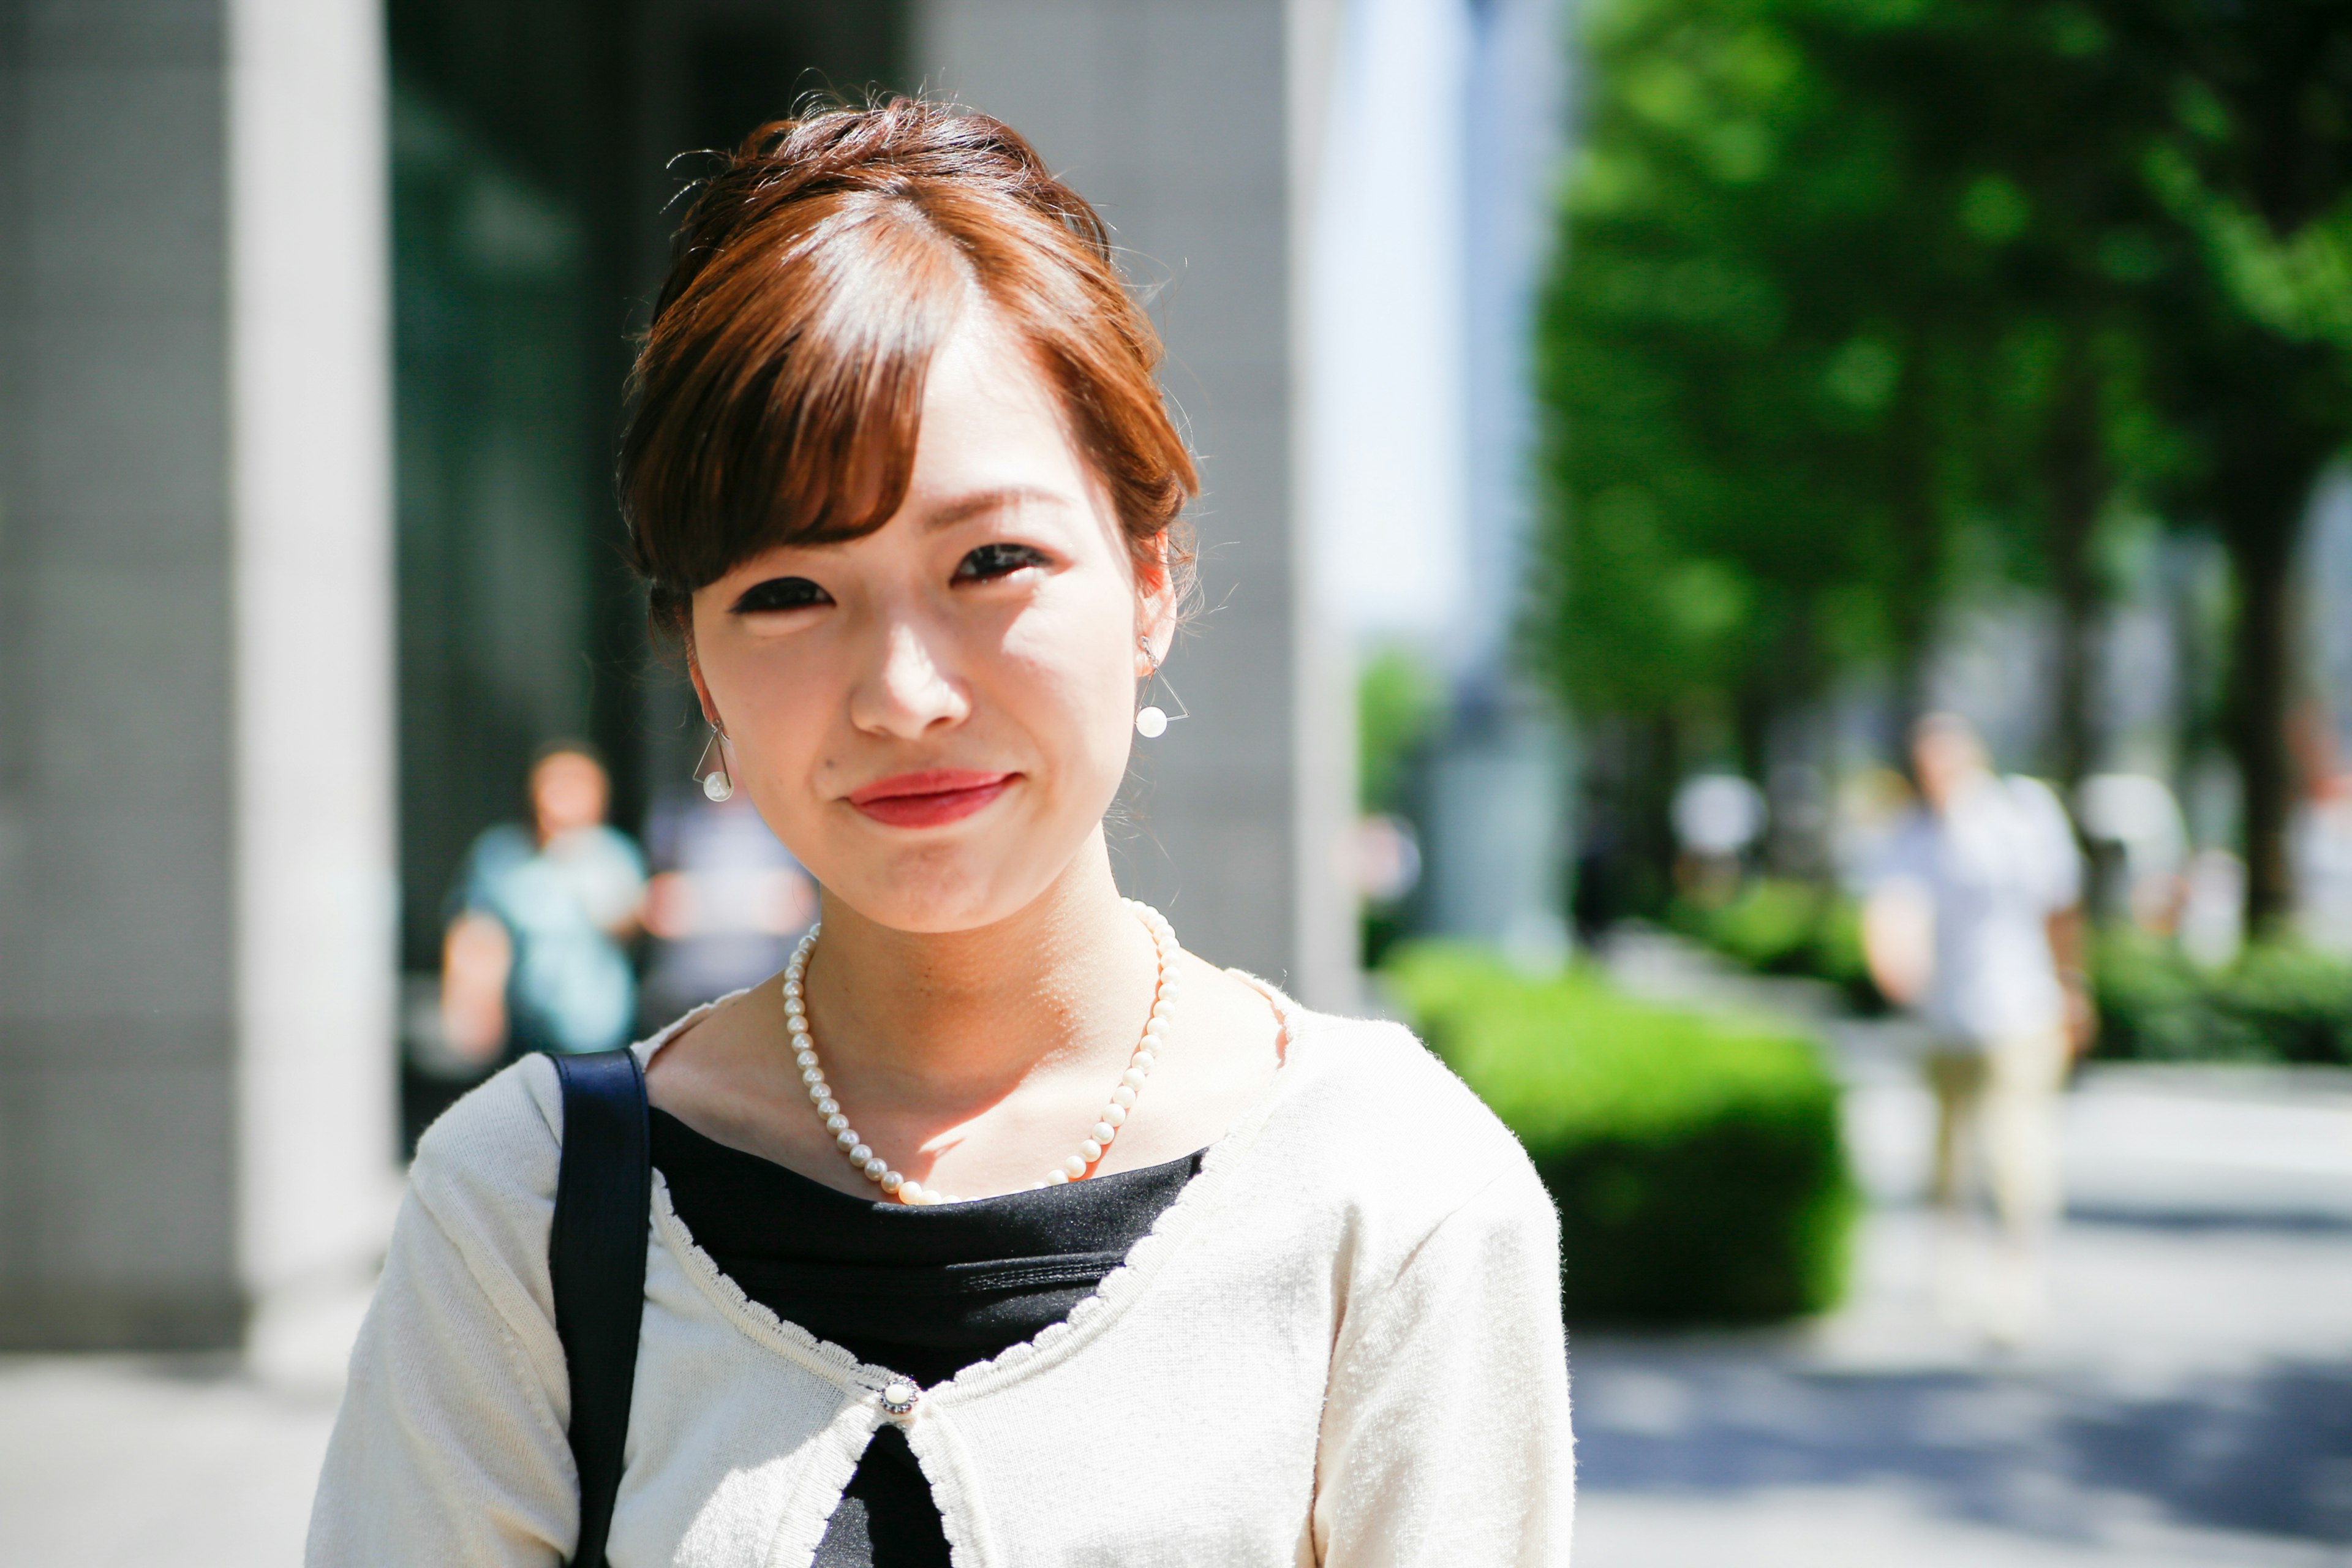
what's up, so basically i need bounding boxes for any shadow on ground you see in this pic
[1575,1341,2352,1549]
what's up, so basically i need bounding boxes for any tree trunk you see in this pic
[2045,339,2106,793]
[2195,336,2335,937]
[2222,505,2302,932]
[1884,355,1945,742]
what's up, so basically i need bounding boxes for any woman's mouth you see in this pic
[845,769,1017,828]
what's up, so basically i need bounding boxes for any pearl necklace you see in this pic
[782,899,1180,1206]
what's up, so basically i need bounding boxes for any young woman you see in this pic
[308,99,1572,1567]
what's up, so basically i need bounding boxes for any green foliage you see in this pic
[1536,0,2190,730]
[1356,645,1446,812]
[1384,942,1858,1325]
[1670,877,1883,1011]
[2092,925,2352,1065]
[1539,0,2352,930]
[2089,924,2217,1060]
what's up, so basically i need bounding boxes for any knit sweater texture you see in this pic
[306,988,1575,1566]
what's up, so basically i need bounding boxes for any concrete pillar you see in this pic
[0,0,397,1360]
[228,0,400,1380]
[912,0,1357,1008]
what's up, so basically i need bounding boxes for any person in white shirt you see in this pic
[1864,713,2088,1340]
[307,98,1571,1566]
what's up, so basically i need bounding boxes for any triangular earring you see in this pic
[694,725,734,801]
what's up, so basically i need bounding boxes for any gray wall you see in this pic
[0,1,242,1347]
[914,0,1354,1003]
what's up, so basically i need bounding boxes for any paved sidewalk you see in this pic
[0,1354,334,1566]
[1575,1208,2352,1566]
[1581,929,2352,1566]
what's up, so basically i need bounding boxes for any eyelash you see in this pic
[956,543,1050,581]
[732,578,831,614]
[729,543,1049,614]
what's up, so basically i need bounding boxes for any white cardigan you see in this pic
[306,989,1575,1566]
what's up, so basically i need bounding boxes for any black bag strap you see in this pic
[549,1047,652,1568]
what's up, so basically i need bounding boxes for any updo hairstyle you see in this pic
[619,97,1199,638]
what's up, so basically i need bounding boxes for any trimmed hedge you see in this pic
[1668,878,1885,1014]
[1384,943,1858,1326]
[2094,925,2352,1065]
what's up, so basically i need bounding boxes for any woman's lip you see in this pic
[846,770,1017,827]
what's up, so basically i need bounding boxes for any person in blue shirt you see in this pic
[441,743,647,1061]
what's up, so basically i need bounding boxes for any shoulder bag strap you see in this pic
[549,1047,652,1568]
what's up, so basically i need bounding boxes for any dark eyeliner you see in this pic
[957,542,1050,581]
[732,576,831,613]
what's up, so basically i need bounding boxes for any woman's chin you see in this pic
[818,853,1066,938]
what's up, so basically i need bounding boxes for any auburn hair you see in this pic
[620,97,1198,635]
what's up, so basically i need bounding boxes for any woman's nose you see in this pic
[847,618,970,739]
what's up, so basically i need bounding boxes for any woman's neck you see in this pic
[799,833,1162,1106]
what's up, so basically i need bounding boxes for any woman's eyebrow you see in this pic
[921,485,1074,531]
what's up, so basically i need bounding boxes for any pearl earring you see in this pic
[693,724,734,801]
[1135,635,1186,739]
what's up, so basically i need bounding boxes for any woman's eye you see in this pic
[731,576,831,614]
[955,543,1050,582]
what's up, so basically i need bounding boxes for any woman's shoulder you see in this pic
[1253,1000,1551,1226]
[403,1052,570,1266]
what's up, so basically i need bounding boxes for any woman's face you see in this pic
[688,309,1168,933]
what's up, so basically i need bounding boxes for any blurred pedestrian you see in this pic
[1864,713,2088,1342]
[440,742,647,1063]
[638,782,816,1026]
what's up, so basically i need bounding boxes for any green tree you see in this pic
[1539,0,2352,931]
[1536,0,2170,912]
[2081,0,2352,926]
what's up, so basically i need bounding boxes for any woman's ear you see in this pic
[1136,534,1179,673]
[685,635,725,731]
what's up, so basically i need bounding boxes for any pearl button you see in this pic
[1091,1121,1117,1144]
[1079,1139,1104,1162]
[1112,1087,1137,1109]
[1061,1155,1086,1178]
[1102,1104,1126,1127]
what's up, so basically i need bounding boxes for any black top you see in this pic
[649,1110,1200,1568]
